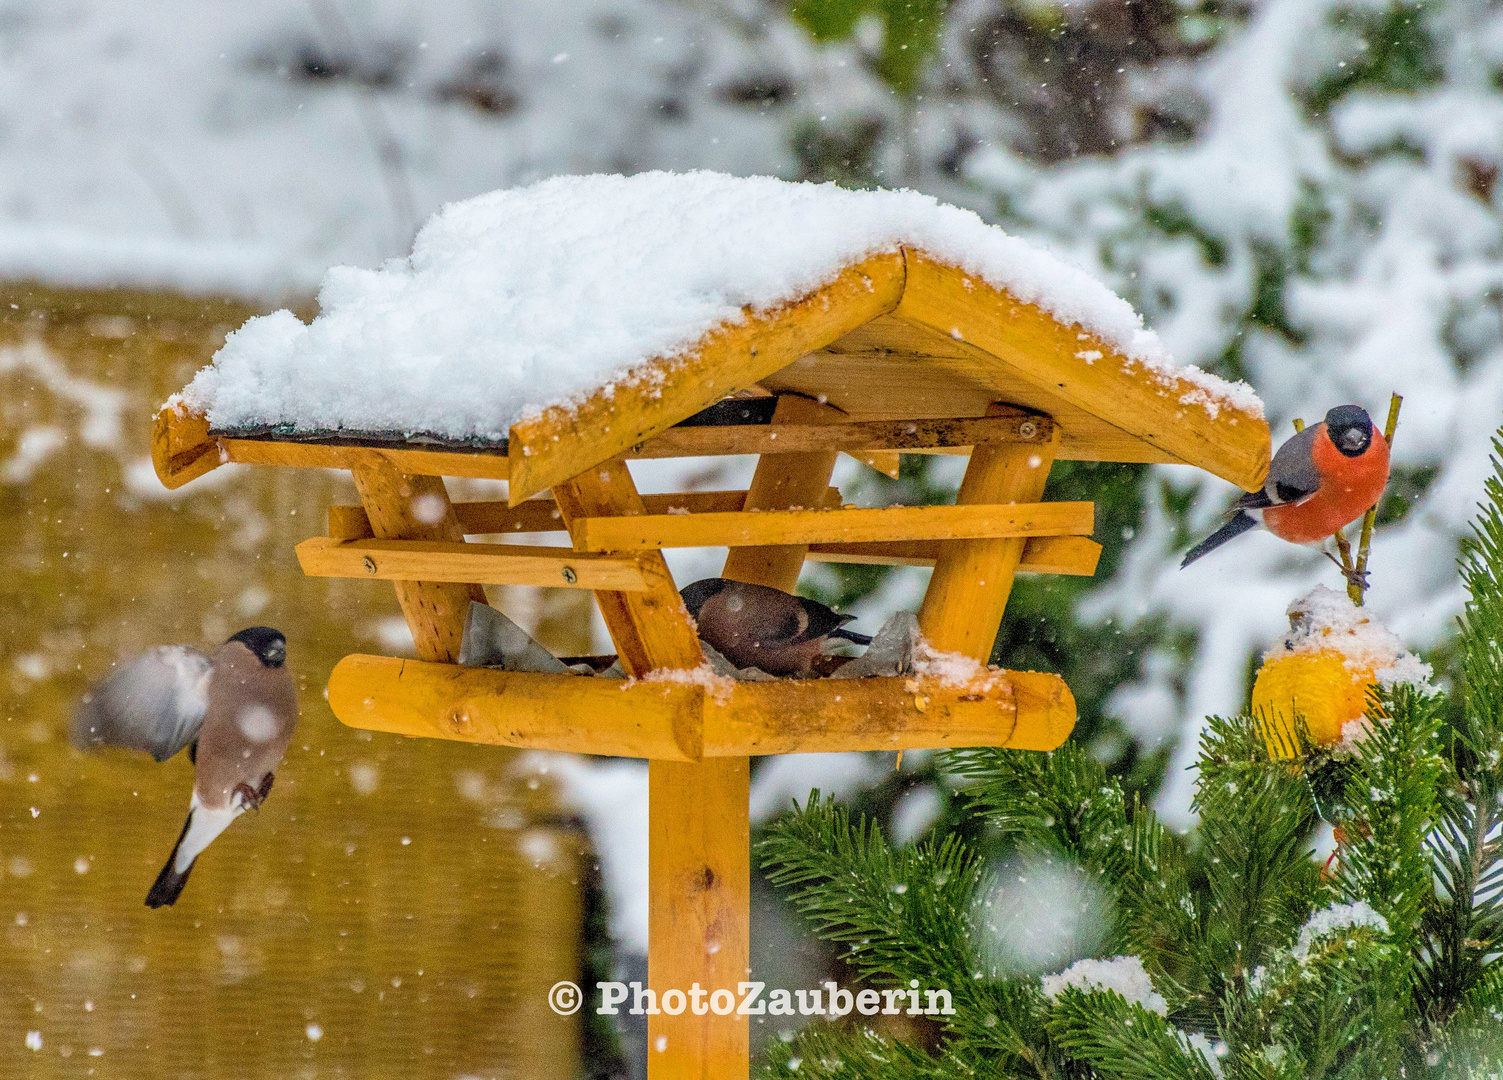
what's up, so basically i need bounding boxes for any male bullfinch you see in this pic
[1182,405,1390,570]
[681,578,872,678]
[73,627,298,907]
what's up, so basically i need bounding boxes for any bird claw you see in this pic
[1341,566,1371,590]
[1321,550,1370,590]
[234,774,275,812]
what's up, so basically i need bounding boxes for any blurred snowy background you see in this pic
[3,0,1501,1075]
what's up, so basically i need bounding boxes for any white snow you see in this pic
[1292,900,1390,960]
[638,662,737,704]
[178,172,1259,440]
[911,639,1011,691]
[1041,955,1167,1016]
[1267,586,1433,690]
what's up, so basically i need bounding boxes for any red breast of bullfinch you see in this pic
[1262,421,1389,543]
[1181,404,1390,567]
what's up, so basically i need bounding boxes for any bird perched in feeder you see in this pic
[72,627,297,908]
[1181,405,1390,574]
[680,578,872,677]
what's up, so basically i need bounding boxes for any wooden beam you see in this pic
[350,459,484,663]
[324,655,1078,757]
[706,394,832,1078]
[326,489,844,542]
[296,536,656,590]
[629,411,1054,460]
[918,410,1059,661]
[703,669,1075,755]
[148,405,519,488]
[805,533,1102,575]
[895,249,1270,491]
[571,501,1093,553]
[721,394,843,589]
[553,459,703,677]
[326,654,702,761]
[506,253,907,504]
[151,405,222,489]
[225,438,511,481]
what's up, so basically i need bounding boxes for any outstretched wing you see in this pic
[72,645,212,762]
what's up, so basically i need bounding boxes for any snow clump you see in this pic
[1269,585,1433,691]
[1040,955,1167,1016]
[1293,901,1390,961]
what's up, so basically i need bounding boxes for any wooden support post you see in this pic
[554,460,747,1080]
[350,456,484,662]
[918,407,1060,660]
[722,394,842,589]
[631,395,833,1080]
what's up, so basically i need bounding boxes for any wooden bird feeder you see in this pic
[154,244,1269,1078]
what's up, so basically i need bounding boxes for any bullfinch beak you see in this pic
[680,578,872,678]
[73,626,299,907]
[1181,404,1390,569]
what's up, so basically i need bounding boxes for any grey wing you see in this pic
[1264,424,1322,504]
[72,645,212,762]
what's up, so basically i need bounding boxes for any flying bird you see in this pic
[1182,405,1390,573]
[680,577,871,677]
[72,627,298,908]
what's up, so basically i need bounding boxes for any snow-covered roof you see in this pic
[181,171,1260,436]
[159,171,1270,501]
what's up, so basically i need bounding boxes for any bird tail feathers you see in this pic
[145,794,242,908]
[830,627,873,646]
[145,812,197,908]
[1181,510,1259,568]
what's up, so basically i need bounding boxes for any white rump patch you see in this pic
[176,791,244,872]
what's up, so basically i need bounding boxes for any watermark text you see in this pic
[569,980,955,1018]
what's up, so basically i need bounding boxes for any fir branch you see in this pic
[945,743,1131,868]
[759,1031,948,1079]
[758,1026,956,1080]
[1109,801,1206,1015]
[1417,434,1503,1028]
[759,793,985,990]
[1193,713,1323,984]
[1332,683,1444,954]
[1237,918,1404,1079]
[946,744,1210,1015]
[1045,987,1221,1080]
[758,795,1064,1074]
[1441,959,1503,1069]
[1456,435,1503,763]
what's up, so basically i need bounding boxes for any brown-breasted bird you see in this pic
[72,627,298,907]
[680,578,871,677]
[1181,404,1391,577]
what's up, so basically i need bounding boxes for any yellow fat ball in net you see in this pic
[1251,650,1377,758]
